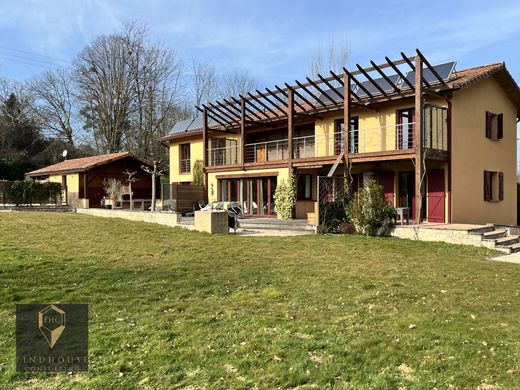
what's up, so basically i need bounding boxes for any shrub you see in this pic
[192,160,204,186]
[347,179,394,236]
[273,174,296,220]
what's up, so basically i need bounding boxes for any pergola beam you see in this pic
[275,85,307,112]
[356,63,387,97]
[196,105,227,127]
[306,77,337,105]
[370,60,400,93]
[245,93,281,118]
[385,56,414,90]
[416,48,449,87]
[285,83,316,110]
[401,51,431,88]
[294,79,327,108]
[330,71,362,101]
[342,68,374,99]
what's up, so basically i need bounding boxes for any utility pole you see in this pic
[141,161,164,212]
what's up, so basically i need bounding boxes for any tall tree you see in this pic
[73,22,185,159]
[74,31,134,154]
[28,68,78,151]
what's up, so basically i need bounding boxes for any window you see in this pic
[334,116,359,154]
[484,171,504,201]
[485,111,504,140]
[397,108,415,149]
[180,143,191,173]
[297,174,312,200]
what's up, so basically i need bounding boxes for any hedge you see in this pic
[9,180,62,206]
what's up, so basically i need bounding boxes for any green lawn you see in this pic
[1,212,520,389]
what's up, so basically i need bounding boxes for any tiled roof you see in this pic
[447,63,504,89]
[27,151,152,177]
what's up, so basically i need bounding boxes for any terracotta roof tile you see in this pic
[27,151,152,177]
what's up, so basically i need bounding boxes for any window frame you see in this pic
[179,143,191,174]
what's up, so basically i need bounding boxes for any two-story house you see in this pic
[159,50,520,225]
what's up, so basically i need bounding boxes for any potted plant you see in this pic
[102,178,123,209]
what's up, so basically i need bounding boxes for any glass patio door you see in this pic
[219,177,277,217]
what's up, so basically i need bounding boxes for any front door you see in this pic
[427,169,445,223]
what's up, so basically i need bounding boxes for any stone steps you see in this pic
[481,229,508,240]
[475,226,520,254]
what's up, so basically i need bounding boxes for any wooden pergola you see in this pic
[198,49,454,222]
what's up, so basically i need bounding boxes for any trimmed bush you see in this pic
[347,179,394,236]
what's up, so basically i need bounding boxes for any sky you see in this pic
[0,0,519,158]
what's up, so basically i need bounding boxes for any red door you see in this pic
[427,169,445,223]
[378,171,395,206]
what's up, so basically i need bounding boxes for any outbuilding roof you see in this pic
[27,151,152,177]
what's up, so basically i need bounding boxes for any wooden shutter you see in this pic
[499,172,504,201]
[497,114,504,139]
[484,171,491,201]
[485,112,493,139]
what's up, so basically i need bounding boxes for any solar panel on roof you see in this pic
[403,61,456,89]
[356,74,401,98]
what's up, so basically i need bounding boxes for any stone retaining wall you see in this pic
[391,226,483,247]
[76,208,190,229]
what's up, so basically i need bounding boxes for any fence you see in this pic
[171,184,206,213]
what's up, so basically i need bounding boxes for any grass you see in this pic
[0,212,520,389]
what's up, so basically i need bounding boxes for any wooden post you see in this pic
[83,172,87,198]
[287,88,294,170]
[343,73,351,185]
[414,55,423,223]
[202,108,208,186]
[240,98,246,168]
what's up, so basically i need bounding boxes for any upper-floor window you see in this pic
[485,111,504,140]
[484,170,504,202]
[397,108,415,149]
[180,143,191,173]
[334,116,359,154]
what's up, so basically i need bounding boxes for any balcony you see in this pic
[206,107,447,167]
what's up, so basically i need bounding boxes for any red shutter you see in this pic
[499,172,504,201]
[484,171,491,201]
[485,112,493,139]
[497,114,504,139]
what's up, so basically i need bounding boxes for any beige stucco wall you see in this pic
[451,77,517,225]
[169,139,204,184]
[314,99,447,156]
[49,173,80,205]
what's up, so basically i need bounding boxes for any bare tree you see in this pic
[73,31,134,154]
[308,34,350,79]
[28,68,77,150]
[220,69,259,99]
[191,59,220,108]
[121,22,185,159]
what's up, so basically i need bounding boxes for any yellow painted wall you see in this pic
[451,77,517,225]
[169,139,204,184]
[49,173,80,205]
[314,99,447,156]
[169,134,241,184]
